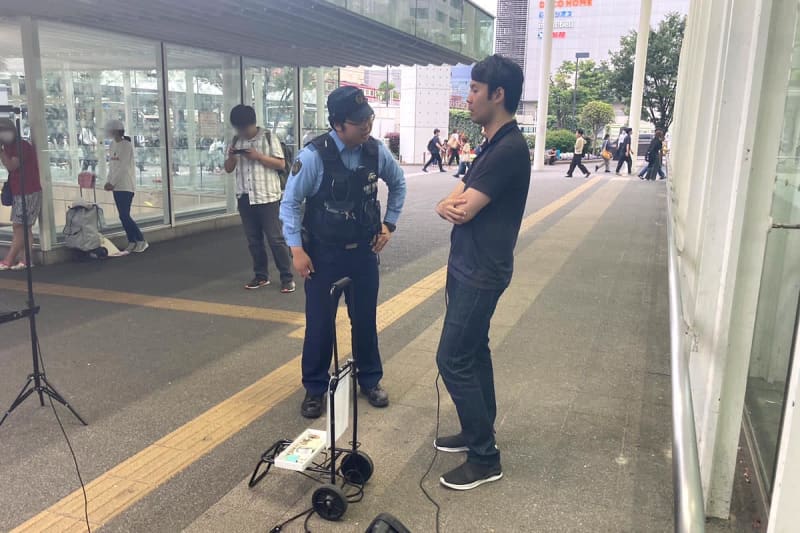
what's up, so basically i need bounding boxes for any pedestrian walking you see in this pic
[447,129,461,166]
[103,120,148,253]
[615,127,633,175]
[422,128,446,172]
[279,86,407,419]
[0,118,42,271]
[595,133,612,173]
[225,104,295,292]
[453,136,473,177]
[433,54,530,491]
[565,129,591,178]
[640,129,666,180]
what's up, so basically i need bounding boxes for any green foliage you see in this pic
[608,12,686,131]
[378,81,397,104]
[579,101,616,145]
[448,110,483,145]
[548,59,614,130]
[524,134,535,149]
[545,129,577,154]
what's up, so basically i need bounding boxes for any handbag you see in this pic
[601,149,612,160]
[1,181,12,207]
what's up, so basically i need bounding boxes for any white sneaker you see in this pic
[0,262,11,271]
[133,241,149,253]
[125,243,137,253]
[10,262,32,271]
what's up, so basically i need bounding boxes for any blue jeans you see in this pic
[302,242,383,395]
[638,162,666,179]
[113,191,143,243]
[436,273,504,466]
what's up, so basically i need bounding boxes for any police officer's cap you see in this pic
[328,86,374,124]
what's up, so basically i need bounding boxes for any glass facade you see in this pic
[744,13,800,499]
[326,0,494,59]
[243,61,298,162]
[38,24,168,234]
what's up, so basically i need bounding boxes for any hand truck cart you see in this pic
[249,277,374,522]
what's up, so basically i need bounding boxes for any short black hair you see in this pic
[471,54,524,114]
[577,128,584,135]
[434,128,440,133]
[230,105,257,129]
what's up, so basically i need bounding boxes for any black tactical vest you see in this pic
[303,133,382,246]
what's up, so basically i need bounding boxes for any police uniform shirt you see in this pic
[279,130,407,248]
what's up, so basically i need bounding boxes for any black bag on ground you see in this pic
[364,513,412,533]
[1,181,11,206]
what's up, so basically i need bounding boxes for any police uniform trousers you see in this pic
[302,240,383,396]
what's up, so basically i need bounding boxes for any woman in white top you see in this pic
[103,120,148,253]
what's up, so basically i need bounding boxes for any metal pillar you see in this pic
[185,70,198,187]
[629,0,652,157]
[316,67,327,132]
[533,0,555,171]
[20,18,54,251]
[63,67,81,179]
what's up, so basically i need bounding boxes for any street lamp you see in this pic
[573,52,590,129]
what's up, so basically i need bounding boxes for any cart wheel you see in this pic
[312,484,348,521]
[341,451,374,485]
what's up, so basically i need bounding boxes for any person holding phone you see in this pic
[225,105,295,292]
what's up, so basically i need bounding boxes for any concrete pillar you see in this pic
[532,0,555,172]
[222,55,241,214]
[399,65,450,165]
[184,70,198,187]
[19,18,54,250]
[628,0,652,157]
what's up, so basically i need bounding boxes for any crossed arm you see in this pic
[435,181,491,225]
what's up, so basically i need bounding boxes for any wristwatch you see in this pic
[383,221,397,233]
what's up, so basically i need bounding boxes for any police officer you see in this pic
[280,86,407,419]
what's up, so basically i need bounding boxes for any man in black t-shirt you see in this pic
[422,128,445,172]
[433,54,530,491]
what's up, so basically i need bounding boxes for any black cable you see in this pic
[37,341,91,533]
[269,508,314,533]
[418,373,442,533]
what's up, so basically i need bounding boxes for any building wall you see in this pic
[399,65,451,165]
[516,0,689,105]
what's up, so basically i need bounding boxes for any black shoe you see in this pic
[434,433,468,453]
[245,277,270,290]
[281,280,296,293]
[453,173,460,177]
[583,173,591,178]
[605,170,611,173]
[360,384,389,408]
[595,165,599,171]
[422,167,428,173]
[439,169,447,173]
[565,174,573,178]
[301,392,324,419]
[440,461,503,491]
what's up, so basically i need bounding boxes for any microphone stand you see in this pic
[0,105,86,427]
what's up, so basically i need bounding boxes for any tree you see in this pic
[548,59,615,130]
[378,81,396,104]
[448,110,483,145]
[608,12,686,131]
[579,101,616,146]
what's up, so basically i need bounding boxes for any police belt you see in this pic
[307,235,372,251]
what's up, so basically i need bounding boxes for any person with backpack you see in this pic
[103,120,148,253]
[595,133,612,173]
[422,128,446,173]
[225,104,295,293]
[565,129,591,178]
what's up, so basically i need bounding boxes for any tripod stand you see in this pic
[0,105,86,428]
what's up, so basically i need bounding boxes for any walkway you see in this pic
[1,166,687,532]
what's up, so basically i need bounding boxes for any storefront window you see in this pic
[0,19,33,240]
[243,62,298,162]
[38,23,167,234]
[744,15,800,498]
[300,68,339,144]
[165,46,240,219]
